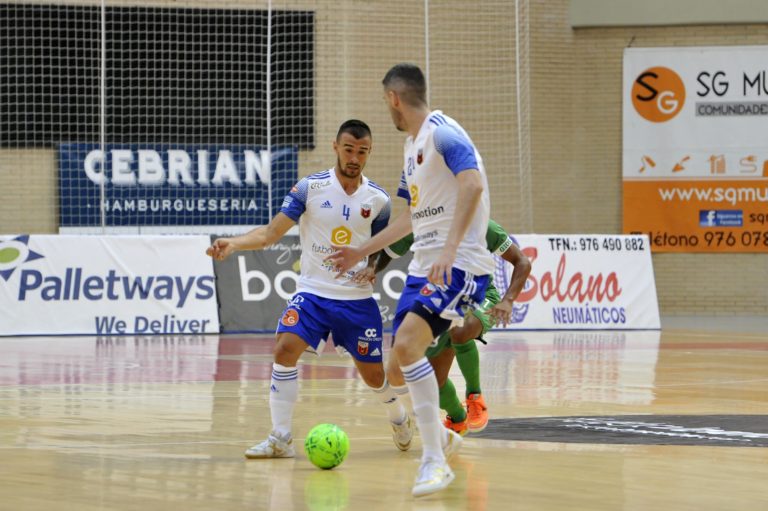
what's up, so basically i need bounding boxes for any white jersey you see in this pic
[280,168,391,299]
[397,110,495,277]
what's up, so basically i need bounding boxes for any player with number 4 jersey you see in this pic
[206,120,413,460]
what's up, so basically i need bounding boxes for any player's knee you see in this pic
[272,340,302,365]
[359,365,385,387]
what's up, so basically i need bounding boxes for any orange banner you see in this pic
[623,179,768,252]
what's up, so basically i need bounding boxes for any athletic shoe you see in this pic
[412,459,455,497]
[443,415,469,436]
[391,414,414,451]
[442,427,463,460]
[244,431,296,459]
[466,393,489,432]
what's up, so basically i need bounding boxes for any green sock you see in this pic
[439,378,467,422]
[453,339,482,396]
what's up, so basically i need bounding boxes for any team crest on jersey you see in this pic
[281,309,300,326]
[360,203,372,218]
[416,148,423,165]
[420,283,437,296]
[357,341,369,356]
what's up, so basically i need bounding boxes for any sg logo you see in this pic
[632,66,686,123]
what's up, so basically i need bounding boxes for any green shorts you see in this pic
[424,281,501,358]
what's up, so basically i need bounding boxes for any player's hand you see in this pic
[325,245,364,278]
[206,238,237,261]
[427,251,455,287]
[489,299,514,327]
[351,266,376,285]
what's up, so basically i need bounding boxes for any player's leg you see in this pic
[427,346,468,435]
[245,294,326,459]
[393,271,487,496]
[332,297,412,451]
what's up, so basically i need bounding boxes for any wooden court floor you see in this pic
[1,326,766,511]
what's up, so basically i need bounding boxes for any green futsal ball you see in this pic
[304,423,350,470]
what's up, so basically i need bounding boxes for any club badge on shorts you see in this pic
[357,341,369,356]
[420,283,436,296]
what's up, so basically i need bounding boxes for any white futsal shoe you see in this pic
[244,431,296,459]
[391,414,414,451]
[412,459,455,497]
[442,427,463,460]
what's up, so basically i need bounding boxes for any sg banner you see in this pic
[623,46,768,252]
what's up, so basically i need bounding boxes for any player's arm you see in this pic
[428,124,485,286]
[207,178,306,261]
[489,242,532,327]
[206,213,295,261]
[429,169,484,286]
[375,232,414,273]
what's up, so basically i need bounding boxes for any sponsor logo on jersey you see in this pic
[281,308,299,326]
[409,184,419,207]
[360,203,372,218]
[331,226,352,245]
[310,181,331,190]
[411,205,445,220]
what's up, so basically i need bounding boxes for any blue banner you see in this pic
[59,144,298,227]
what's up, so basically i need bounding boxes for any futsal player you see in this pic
[207,120,413,459]
[326,63,496,497]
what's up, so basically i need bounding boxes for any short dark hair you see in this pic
[382,63,427,107]
[336,119,372,141]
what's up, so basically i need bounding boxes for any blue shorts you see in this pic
[392,268,490,340]
[276,292,383,363]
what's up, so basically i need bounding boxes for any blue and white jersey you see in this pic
[280,168,391,299]
[397,110,495,277]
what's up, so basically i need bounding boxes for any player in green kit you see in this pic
[372,219,531,434]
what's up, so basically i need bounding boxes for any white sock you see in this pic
[401,357,444,462]
[391,384,413,417]
[269,363,299,438]
[369,379,407,424]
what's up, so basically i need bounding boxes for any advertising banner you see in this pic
[496,234,659,330]
[213,235,411,333]
[0,235,219,336]
[58,144,298,231]
[214,234,659,332]
[623,46,768,252]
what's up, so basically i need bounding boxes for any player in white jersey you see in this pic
[327,64,495,497]
[206,120,413,459]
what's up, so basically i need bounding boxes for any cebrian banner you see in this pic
[58,144,297,232]
[623,46,768,252]
[0,235,219,336]
[494,234,659,330]
[213,235,411,333]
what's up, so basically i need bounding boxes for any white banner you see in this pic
[497,234,659,330]
[0,235,219,336]
[623,46,768,177]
